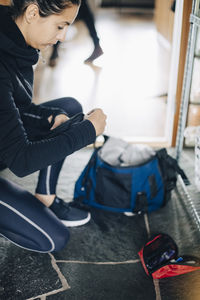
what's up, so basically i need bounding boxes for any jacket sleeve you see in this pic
[0,68,96,177]
[21,102,68,129]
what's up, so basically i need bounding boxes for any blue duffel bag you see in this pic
[74,137,189,214]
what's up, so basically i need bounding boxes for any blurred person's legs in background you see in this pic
[49,0,103,66]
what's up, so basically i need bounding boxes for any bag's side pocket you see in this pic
[94,165,132,212]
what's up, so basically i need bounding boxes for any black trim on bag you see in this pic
[134,192,148,213]
[148,174,158,199]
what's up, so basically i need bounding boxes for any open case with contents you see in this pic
[138,233,200,279]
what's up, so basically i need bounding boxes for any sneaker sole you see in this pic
[61,212,91,227]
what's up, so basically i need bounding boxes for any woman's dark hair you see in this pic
[10,0,81,18]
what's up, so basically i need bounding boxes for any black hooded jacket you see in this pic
[0,5,96,177]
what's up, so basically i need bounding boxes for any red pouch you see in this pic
[138,233,200,279]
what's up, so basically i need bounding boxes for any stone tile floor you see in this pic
[0,147,200,300]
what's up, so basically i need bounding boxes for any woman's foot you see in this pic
[84,44,104,63]
[49,57,58,67]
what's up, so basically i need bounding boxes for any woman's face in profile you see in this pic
[23,4,79,50]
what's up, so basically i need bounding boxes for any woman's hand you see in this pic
[48,114,69,130]
[85,108,107,136]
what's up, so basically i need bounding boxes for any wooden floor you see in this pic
[33,8,171,145]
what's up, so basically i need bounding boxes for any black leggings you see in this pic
[36,97,82,195]
[0,177,69,252]
[0,97,82,252]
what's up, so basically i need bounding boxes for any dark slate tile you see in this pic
[54,210,148,262]
[47,262,156,300]
[159,270,200,300]
[147,189,200,256]
[0,238,62,300]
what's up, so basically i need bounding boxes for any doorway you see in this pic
[33,0,183,146]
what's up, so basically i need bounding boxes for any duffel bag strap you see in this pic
[156,148,190,186]
[134,192,148,214]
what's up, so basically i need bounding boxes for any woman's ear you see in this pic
[24,4,39,23]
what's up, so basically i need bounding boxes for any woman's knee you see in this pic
[51,97,83,117]
[62,97,83,117]
[0,201,70,253]
[0,182,70,253]
[51,228,70,252]
[37,228,69,253]
[33,216,70,253]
